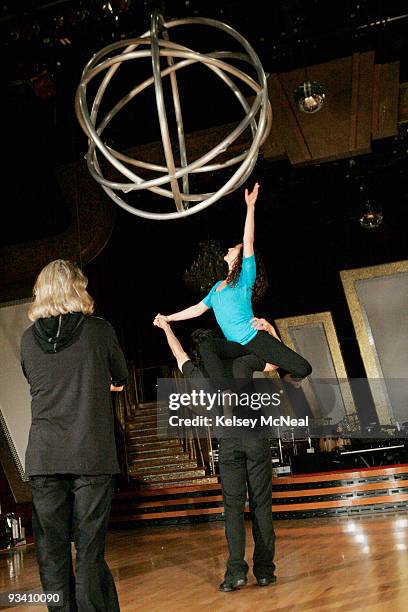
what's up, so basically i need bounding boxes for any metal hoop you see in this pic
[75,11,272,220]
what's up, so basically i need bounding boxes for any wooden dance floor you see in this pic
[1,512,408,611]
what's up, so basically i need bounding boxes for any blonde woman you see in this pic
[21,259,128,612]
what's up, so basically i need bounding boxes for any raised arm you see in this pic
[155,301,209,323]
[243,182,259,258]
[153,317,190,371]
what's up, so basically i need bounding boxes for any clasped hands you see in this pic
[153,313,169,329]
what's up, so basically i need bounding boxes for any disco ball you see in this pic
[359,200,383,229]
[293,81,325,114]
[75,11,271,220]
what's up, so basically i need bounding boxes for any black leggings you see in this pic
[199,330,312,383]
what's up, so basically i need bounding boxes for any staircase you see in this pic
[126,401,218,488]
[111,464,408,527]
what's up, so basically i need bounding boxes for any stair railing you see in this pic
[112,389,131,487]
[131,363,171,405]
[172,368,215,476]
[123,362,216,477]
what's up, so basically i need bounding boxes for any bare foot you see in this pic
[264,363,279,372]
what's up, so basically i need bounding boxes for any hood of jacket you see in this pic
[33,313,86,353]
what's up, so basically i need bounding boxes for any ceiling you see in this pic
[2,0,408,247]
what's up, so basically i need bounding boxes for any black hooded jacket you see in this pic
[32,312,86,354]
[21,314,129,476]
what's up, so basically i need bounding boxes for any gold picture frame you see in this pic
[340,260,408,425]
[274,312,356,425]
[0,298,33,502]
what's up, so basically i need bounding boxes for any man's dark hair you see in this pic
[190,328,218,365]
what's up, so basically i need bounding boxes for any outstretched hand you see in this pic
[245,182,259,208]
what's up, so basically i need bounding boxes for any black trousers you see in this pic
[218,436,275,581]
[29,474,119,612]
[200,331,312,385]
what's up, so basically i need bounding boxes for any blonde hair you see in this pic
[28,260,95,321]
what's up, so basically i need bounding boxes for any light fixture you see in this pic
[75,10,271,220]
[29,69,56,101]
[293,81,325,114]
[359,200,383,229]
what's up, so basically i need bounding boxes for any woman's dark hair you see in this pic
[190,328,218,365]
[226,249,269,302]
[184,240,225,294]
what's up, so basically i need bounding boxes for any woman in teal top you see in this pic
[202,251,258,344]
[155,183,312,384]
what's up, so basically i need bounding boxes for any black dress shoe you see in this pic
[257,575,277,587]
[219,577,248,592]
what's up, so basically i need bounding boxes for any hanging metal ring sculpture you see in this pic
[75,11,272,220]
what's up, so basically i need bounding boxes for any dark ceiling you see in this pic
[2,0,408,247]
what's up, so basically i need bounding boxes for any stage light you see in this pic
[293,81,325,114]
[359,200,383,229]
[30,69,56,101]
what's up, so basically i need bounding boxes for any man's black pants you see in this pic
[218,436,275,582]
[29,474,119,612]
